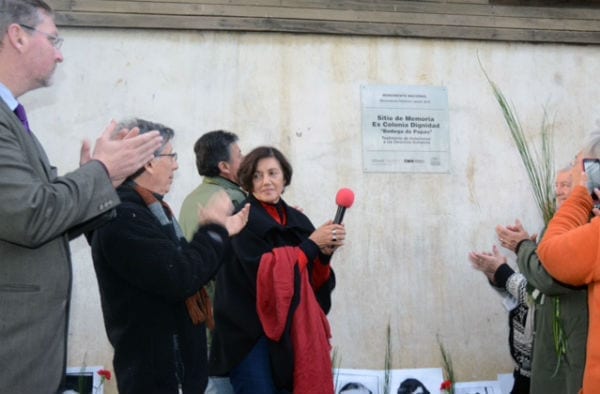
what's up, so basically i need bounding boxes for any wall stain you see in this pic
[466,155,479,207]
[553,72,563,86]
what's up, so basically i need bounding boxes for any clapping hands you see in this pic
[469,245,507,283]
[197,191,250,236]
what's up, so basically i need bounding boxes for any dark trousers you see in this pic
[230,336,290,394]
[511,369,530,394]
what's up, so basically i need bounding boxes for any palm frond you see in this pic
[332,346,341,392]
[384,322,392,394]
[479,58,556,224]
[437,335,455,394]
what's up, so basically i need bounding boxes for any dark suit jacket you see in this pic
[0,99,119,393]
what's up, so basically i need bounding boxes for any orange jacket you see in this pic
[538,185,599,393]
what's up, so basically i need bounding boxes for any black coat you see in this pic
[209,194,335,389]
[91,185,229,394]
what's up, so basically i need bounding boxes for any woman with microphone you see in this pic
[209,146,347,394]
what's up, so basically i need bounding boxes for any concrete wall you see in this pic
[22,27,598,393]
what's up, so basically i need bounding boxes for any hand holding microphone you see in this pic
[310,188,355,255]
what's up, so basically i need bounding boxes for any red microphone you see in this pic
[333,188,355,224]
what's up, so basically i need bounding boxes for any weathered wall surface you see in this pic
[23,27,598,392]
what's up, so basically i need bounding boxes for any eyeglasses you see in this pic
[156,152,178,161]
[19,23,64,49]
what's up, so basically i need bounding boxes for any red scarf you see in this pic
[257,247,333,394]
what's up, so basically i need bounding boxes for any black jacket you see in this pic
[209,194,335,389]
[91,184,229,394]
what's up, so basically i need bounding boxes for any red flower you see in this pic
[97,369,112,381]
[440,380,452,390]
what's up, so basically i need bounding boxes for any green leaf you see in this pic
[479,58,556,225]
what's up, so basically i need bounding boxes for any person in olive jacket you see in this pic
[496,166,588,394]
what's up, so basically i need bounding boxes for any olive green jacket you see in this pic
[178,176,246,241]
[516,239,588,394]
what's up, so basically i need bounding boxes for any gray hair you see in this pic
[0,0,52,42]
[557,163,573,174]
[116,118,174,156]
[117,118,175,181]
[582,131,600,159]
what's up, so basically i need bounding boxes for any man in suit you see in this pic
[0,1,163,392]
